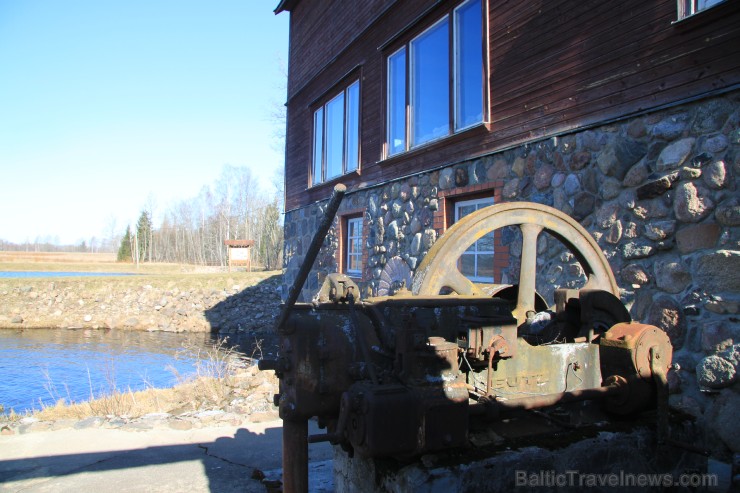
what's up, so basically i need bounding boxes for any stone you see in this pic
[74,417,104,429]
[550,172,565,188]
[701,321,735,353]
[644,220,676,241]
[621,241,655,260]
[599,177,621,200]
[675,223,721,253]
[705,299,739,314]
[710,391,740,453]
[673,182,714,223]
[679,166,702,180]
[580,168,598,194]
[502,178,519,199]
[409,217,422,234]
[168,419,194,431]
[627,118,647,138]
[647,295,685,348]
[571,192,595,220]
[704,161,727,189]
[621,264,650,286]
[390,182,401,199]
[650,113,688,140]
[636,172,678,200]
[391,200,403,218]
[472,159,487,183]
[534,165,553,190]
[438,168,454,190]
[368,195,379,217]
[703,134,729,153]
[595,201,620,229]
[563,174,580,196]
[654,259,691,294]
[410,233,422,256]
[570,151,591,171]
[622,161,649,187]
[605,220,623,244]
[694,250,740,293]
[718,344,740,367]
[715,200,740,226]
[613,138,647,177]
[387,220,399,240]
[696,355,736,389]
[655,138,695,171]
[510,157,525,178]
[421,229,437,250]
[692,152,714,169]
[580,129,607,151]
[692,99,733,134]
[10,315,23,324]
[455,166,469,187]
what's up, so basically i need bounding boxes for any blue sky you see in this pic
[0,1,288,245]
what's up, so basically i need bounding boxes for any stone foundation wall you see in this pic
[282,91,740,458]
[331,428,730,493]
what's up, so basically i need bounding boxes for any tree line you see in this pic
[117,165,283,270]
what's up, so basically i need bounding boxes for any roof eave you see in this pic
[274,0,300,14]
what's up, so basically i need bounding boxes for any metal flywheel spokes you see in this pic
[411,202,619,326]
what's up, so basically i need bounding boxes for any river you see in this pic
[0,328,239,415]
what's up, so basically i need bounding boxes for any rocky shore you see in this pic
[0,271,282,347]
[1,363,280,436]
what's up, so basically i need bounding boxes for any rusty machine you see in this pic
[260,185,673,492]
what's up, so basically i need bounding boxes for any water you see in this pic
[0,271,136,278]
[0,328,233,414]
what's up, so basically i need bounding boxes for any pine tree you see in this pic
[117,226,132,262]
[136,210,152,262]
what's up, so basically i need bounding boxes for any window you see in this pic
[312,80,360,185]
[677,0,725,19]
[455,197,494,282]
[345,217,363,276]
[387,0,484,157]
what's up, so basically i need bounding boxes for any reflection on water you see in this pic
[0,328,228,414]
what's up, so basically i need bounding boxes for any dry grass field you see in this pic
[0,251,280,292]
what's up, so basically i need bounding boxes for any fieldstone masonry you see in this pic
[283,92,740,464]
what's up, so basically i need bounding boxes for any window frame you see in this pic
[344,216,363,277]
[677,0,726,20]
[454,196,495,283]
[385,0,487,158]
[311,79,361,187]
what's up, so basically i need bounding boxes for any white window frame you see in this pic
[386,0,484,157]
[345,216,363,277]
[677,0,725,19]
[455,196,494,282]
[312,80,360,186]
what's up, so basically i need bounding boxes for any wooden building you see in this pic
[275,0,740,301]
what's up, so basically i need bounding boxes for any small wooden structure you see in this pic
[224,239,255,272]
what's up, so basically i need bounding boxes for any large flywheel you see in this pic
[411,202,619,326]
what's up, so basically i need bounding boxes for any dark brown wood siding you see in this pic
[283,0,740,211]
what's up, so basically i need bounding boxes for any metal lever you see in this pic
[274,183,346,333]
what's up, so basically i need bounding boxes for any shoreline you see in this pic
[1,363,280,435]
[0,269,282,337]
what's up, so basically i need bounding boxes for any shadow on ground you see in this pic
[0,421,333,493]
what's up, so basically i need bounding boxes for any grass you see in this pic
[0,251,281,293]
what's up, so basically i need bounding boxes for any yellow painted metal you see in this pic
[411,202,619,326]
